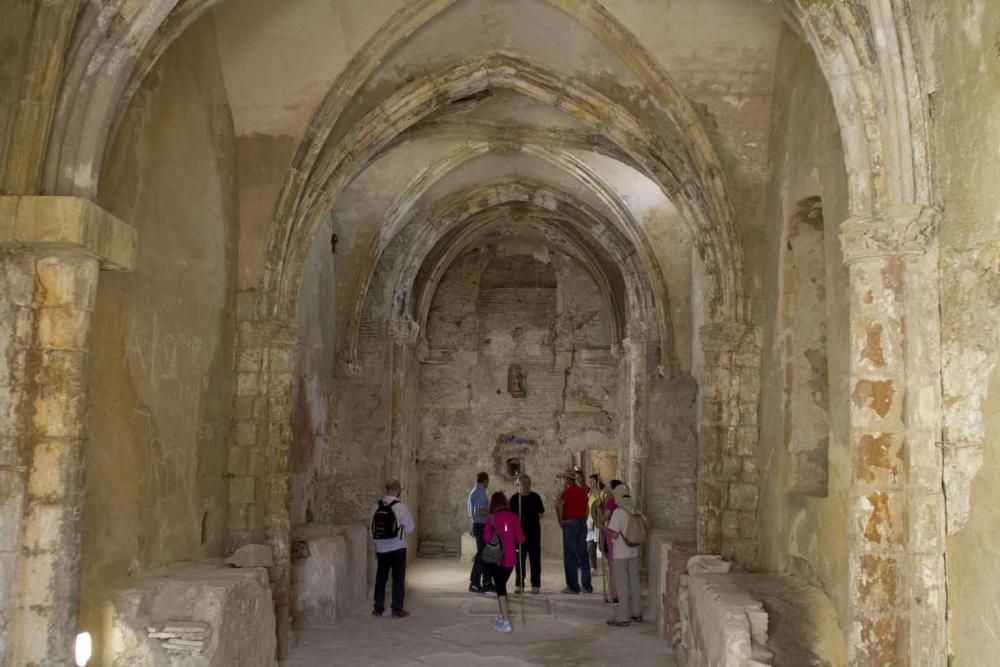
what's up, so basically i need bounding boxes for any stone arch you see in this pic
[337,141,676,367]
[349,179,666,364]
[39,1,178,197]
[261,53,740,332]
[409,210,629,346]
[774,1,931,213]
[15,0,930,245]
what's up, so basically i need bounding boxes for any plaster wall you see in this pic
[82,16,239,656]
[316,342,392,526]
[756,26,850,629]
[417,246,619,555]
[291,218,337,527]
[210,0,405,291]
[604,0,782,324]
[211,0,405,139]
[0,0,34,182]
[912,1,1000,663]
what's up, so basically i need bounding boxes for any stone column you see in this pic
[230,314,297,657]
[840,206,946,666]
[622,326,648,509]
[0,196,135,666]
[386,315,420,482]
[696,320,760,567]
[388,316,421,555]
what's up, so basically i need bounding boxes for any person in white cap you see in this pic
[603,484,642,626]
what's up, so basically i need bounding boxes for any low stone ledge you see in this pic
[103,561,276,666]
[679,569,771,667]
[290,523,367,628]
[677,559,846,667]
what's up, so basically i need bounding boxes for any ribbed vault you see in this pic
[0,0,952,664]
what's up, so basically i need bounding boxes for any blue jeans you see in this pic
[562,519,591,592]
[470,523,487,587]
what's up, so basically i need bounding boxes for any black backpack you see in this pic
[371,499,401,540]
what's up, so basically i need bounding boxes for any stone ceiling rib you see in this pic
[410,208,628,350]
[343,179,672,372]
[263,53,737,332]
[337,139,676,370]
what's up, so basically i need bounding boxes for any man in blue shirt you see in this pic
[467,471,494,593]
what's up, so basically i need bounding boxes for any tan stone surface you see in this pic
[1,0,990,664]
[287,557,675,667]
[0,196,136,270]
[104,561,276,667]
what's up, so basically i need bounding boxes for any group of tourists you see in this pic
[465,469,647,633]
[367,469,647,634]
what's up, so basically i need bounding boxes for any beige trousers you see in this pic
[612,556,641,623]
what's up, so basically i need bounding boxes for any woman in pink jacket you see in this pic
[483,491,525,633]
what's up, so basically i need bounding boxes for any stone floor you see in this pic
[285,557,677,666]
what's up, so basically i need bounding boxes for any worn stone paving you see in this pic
[285,558,676,666]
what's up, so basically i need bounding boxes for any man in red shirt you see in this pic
[556,472,592,594]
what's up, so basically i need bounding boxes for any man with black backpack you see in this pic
[371,479,415,618]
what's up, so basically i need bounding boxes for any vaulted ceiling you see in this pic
[205,0,784,374]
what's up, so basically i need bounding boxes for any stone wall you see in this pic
[755,24,851,627]
[0,2,35,186]
[82,15,240,657]
[646,372,698,535]
[417,246,620,554]
[912,1,1000,663]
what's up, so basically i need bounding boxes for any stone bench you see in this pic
[104,561,276,666]
[677,556,847,666]
[290,523,368,628]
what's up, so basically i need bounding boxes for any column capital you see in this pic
[388,315,420,347]
[700,320,748,353]
[0,195,136,270]
[839,204,938,265]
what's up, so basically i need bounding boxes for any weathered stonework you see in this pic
[103,562,276,667]
[416,247,622,554]
[229,310,297,658]
[0,1,968,664]
[698,321,762,568]
[0,196,134,665]
[939,242,1000,533]
[840,206,946,666]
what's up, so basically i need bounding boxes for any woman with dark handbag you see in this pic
[483,491,525,633]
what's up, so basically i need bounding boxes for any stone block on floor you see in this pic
[678,571,771,667]
[676,565,846,667]
[103,561,276,666]
[461,531,477,562]
[226,543,274,568]
[290,523,368,628]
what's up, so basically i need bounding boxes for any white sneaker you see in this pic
[498,619,513,634]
